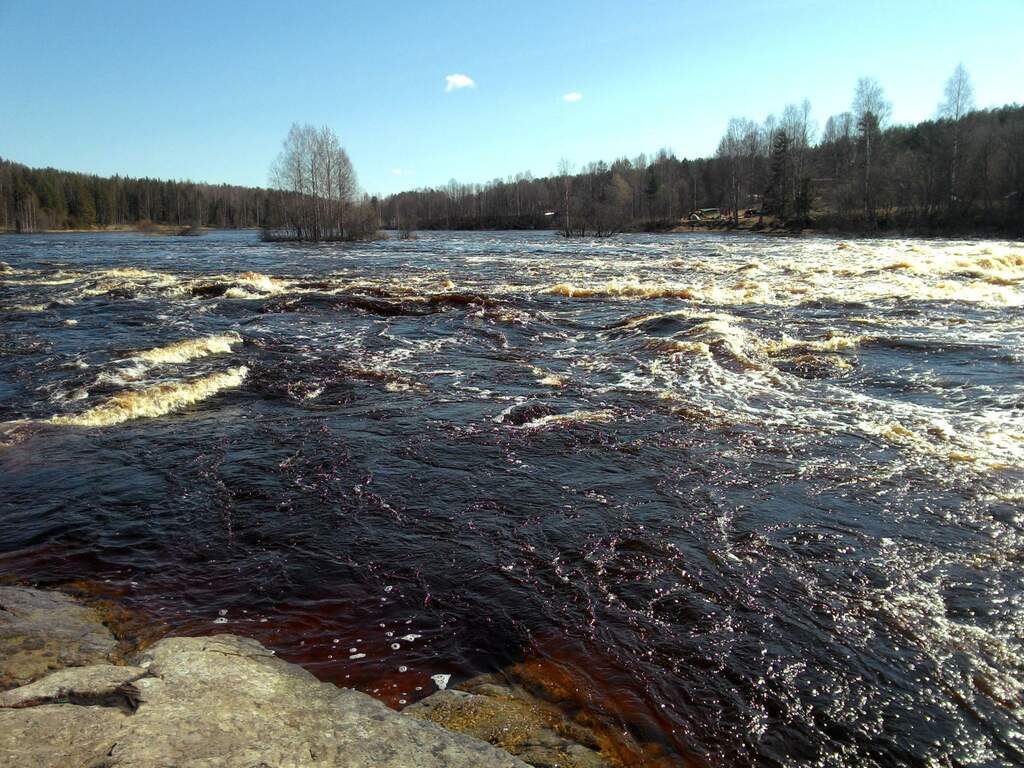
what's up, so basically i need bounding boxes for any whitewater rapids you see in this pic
[0,230,1021,767]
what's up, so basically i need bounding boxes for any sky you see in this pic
[1,0,1022,197]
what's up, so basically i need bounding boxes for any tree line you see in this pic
[0,123,381,241]
[0,158,284,232]
[380,66,1023,236]
[3,66,1021,237]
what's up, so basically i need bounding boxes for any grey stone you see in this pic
[0,663,146,709]
[0,702,127,768]
[0,634,529,768]
[0,586,118,689]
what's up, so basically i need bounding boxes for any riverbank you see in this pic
[4,218,1021,240]
[668,216,1024,239]
[1,223,222,236]
[0,586,624,767]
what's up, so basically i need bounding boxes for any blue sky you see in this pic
[2,0,1022,196]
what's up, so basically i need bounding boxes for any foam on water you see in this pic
[763,332,872,354]
[134,333,242,365]
[2,231,1023,767]
[516,408,616,429]
[48,366,248,426]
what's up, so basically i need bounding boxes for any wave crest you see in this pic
[50,367,248,427]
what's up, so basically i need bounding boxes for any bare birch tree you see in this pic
[852,77,892,223]
[268,123,362,241]
[938,63,975,209]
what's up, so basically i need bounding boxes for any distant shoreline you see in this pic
[0,224,258,236]
[2,221,1020,240]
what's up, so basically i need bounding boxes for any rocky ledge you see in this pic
[0,587,615,767]
[0,585,119,689]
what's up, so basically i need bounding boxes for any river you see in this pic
[1,230,1021,766]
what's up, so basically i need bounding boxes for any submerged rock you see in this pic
[0,586,118,689]
[404,679,612,768]
[500,401,559,427]
[0,633,528,767]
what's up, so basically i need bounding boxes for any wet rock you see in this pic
[501,401,558,426]
[0,586,117,689]
[404,683,611,768]
[0,634,529,767]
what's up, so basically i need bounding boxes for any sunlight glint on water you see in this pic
[1,230,1022,767]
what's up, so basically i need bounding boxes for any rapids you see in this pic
[1,230,1022,766]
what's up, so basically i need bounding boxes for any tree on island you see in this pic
[263,123,377,242]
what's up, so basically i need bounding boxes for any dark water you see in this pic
[1,230,1022,766]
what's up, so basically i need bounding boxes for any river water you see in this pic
[1,230,1022,766]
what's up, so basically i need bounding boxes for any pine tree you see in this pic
[766,131,792,220]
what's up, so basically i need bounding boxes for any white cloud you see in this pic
[563,92,583,103]
[445,73,476,92]
[391,168,415,176]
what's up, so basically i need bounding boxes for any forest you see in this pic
[2,68,1022,237]
[382,72,1024,236]
[0,158,280,233]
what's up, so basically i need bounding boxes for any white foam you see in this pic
[431,673,451,690]
[49,367,248,427]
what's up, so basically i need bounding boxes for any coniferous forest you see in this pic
[0,160,280,233]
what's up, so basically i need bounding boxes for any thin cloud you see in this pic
[445,74,476,92]
[391,168,415,176]
[563,92,583,103]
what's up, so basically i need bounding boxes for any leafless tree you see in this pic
[557,158,574,235]
[852,77,892,223]
[267,123,363,241]
[938,63,976,208]
[718,118,757,223]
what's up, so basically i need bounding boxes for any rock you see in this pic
[0,634,529,767]
[0,664,145,710]
[0,586,117,689]
[500,401,558,426]
[0,702,128,767]
[404,686,611,768]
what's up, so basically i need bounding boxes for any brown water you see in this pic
[1,230,1022,766]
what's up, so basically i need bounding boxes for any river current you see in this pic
[1,230,1022,766]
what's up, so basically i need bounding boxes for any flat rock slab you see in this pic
[0,586,117,689]
[0,634,529,768]
[0,663,146,710]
